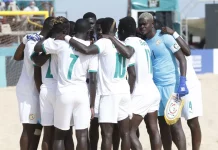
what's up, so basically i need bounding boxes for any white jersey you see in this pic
[177,56,200,88]
[94,38,135,95]
[40,54,58,89]
[16,40,38,95]
[125,37,156,95]
[42,37,98,95]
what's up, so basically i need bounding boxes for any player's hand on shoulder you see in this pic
[161,27,175,35]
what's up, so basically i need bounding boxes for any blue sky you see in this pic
[55,0,215,21]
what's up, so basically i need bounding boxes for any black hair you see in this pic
[118,16,136,36]
[51,16,69,34]
[74,19,90,33]
[154,19,163,30]
[101,17,115,34]
[83,12,96,20]
[43,16,54,30]
[69,21,75,36]
[96,18,104,25]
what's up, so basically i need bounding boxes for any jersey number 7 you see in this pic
[114,53,126,78]
[46,57,53,78]
[68,54,79,80]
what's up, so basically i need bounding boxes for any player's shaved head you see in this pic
[83,12,97,20]
[139,12,154,22]
[75,19,90,33]
[101,17,116,34]
[43,17,54,30]
[119,16,136,36]
[69,21,75,36]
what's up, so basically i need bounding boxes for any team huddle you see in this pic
[14,12,203,150]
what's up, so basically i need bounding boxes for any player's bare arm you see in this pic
[174,50,187,77]
[66,36,99,55]
[34,66,42,93]
[31,52,50,67]
[162,27,191,56]
[14,43,25,61]
[102,35,135,58]
[127,66,136,94]
[89,72,97,119]
[34,39,46,53]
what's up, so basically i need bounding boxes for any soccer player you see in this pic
[138,12,189,150]
[34,17,98,150]
[14,17,54,150]
[63,17,136,150]
[83,12,97,42]
[161,26,202,150]
[103,16,162,150]
[69,21,76,36]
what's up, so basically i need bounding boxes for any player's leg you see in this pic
[187,117,201,150]
[117,94,131,150]
[65,126,74,150]
[89,117,100,150]
[75,129,89,150]
[112,124,120,150]
[30,123,43,150]
[144,111,162,150]
[20,124,35,150]
[53,93,74,150]
[42,126,55,150]
[100,123,114,150]
[136,128,140,138]
[130,114,143,150]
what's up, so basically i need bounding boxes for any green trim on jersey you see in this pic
[42,44,46,53]
[30,51,36,61]
[128,63,135,67]
[88,70,97,73]
[94,44,100,53]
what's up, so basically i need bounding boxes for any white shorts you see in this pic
[40,87,56,126]
[54,91,90,130]
[16,88,40,124]
[131,88,160,118]
[182,82,203,120]
[98,94,131,123]
[94,95,100,118]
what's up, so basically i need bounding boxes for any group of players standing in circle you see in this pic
[14,11,203,150]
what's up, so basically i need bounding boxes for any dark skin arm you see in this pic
[162,27,191,56]
[14,43,25,61]
[68,38,99,55]
[89,72,97,119]
[34,66,42,93]
[127,66,136,94]
[174,50,187,76]
[34,39,46,53]
[31,52,50,67]
[107,36,135,59]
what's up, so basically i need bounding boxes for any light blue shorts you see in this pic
[157,84,178,116]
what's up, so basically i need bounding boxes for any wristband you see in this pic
[64,35,71,43]
[173,32,180,39]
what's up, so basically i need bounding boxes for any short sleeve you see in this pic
[163,34,181,53]
[125,38,134,49]
[88,55,98,73]
[42,38,59,54]
[128,53,136,67]
[94,39,106,54]
[26,41,37,60]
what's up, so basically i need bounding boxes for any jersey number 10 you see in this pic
[114,53,126,78]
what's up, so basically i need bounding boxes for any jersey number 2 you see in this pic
[68,54,79,80]
[114,53,126,78]
[46,57,53,78]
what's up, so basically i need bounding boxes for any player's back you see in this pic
[125,37,156,95]
[146,30,179,86]
[94,38,133,95]
[43,37,97,95]
[17,40,38,95]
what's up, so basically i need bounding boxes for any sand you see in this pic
[0,74,218,150]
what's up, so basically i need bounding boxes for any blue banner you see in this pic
[191,49,214,74]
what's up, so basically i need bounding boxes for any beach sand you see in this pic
[0,74,218,150]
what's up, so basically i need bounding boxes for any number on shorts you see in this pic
[114,53,126,78]
[145,49,152,74]
[46,57,53,78]
[67,54,79,80]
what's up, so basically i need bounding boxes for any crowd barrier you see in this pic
[0,47,217,87]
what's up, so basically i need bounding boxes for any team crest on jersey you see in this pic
[29,114,35,120]
[174,43,179,49]
[156,39,161,45]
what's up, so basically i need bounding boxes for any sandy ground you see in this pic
[0,74,218,150]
